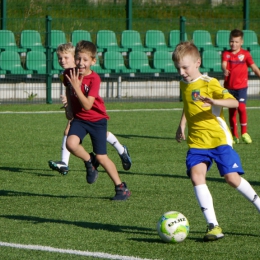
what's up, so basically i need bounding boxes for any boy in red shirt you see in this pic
[64,40,130,200]
[222,29,260,144]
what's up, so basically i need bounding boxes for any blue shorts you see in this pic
[186,145,244,177]
[68,118,107,155]
[227,87,248,104]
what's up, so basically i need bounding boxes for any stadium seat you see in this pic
[20,30,46,52]
[215,30,231,51]
[25,50,47,74]
[242,30,260,51]
[153,50,177,73]
[145,30,174,51]
[129,50,161,73]
[71,30,92,46]
[96,30,128,53]
[201,50,222,72]
[0,50,33,74]
[0,30,26,53]
[192,30,216,51]
[168,30,187,49]
[121,30,153,53]
[91,55,111,74]
[103,51,135,73]
[48,30,67,51]
[250,49,260,68]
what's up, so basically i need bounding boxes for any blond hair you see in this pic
[56,42,75,55]
[172,41,200,63]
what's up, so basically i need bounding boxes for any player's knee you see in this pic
[224,172,241,188]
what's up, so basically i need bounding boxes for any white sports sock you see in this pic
[106,132,124,154]
[236,177,260,213]
[61,135,70,166]
[194,184,219,226]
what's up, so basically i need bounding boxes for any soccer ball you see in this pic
[157,211,189,243]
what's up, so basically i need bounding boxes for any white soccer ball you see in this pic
[157,211,189,243]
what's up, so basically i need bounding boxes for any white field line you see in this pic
[0,108,182,114]
[0,241,160,260]
[0,106,259,114]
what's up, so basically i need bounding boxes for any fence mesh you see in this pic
[1,0,260,104]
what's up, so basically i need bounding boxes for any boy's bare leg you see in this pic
[96,154,121,185]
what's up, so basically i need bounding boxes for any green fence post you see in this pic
[180,16,186,42]
[46,15,52,104]
[243,0,249,30]
[179,16,186,102]
[126,0,132,30]
[1,0,7,29]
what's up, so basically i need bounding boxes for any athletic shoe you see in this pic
[203,223,224,242]
[85,160,98,184]
[242,133,252,144]
[119,145,132,171]
[112,182,131,200]
[48,160,69,175]
[233,136,239,144]
[90,152,100,169]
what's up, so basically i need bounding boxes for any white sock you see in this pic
[194,184,219,226]
[236,177,260,212]
[106,132,124,154]
[61,135,70,166]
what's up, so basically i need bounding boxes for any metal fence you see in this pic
[0,0,260,104]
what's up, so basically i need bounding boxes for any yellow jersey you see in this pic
[180,75,235,149]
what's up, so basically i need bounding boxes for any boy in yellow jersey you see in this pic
[48,43,132,175]
[172,41,260,242]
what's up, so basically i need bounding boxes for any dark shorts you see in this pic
[227,87,248,104]
[186,145,244,177]
[68,118,107,155]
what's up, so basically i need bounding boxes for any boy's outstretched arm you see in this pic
[176,110,186,142]
[199,95,238,108]
[250,63,260,78]
[222,60,229,76]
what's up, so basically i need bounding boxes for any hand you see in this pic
[176,125,185,142]
[199,95,214,107]
[65,68,82,91]
[60,95,68,109]
[60,94,67,105]
[223,69,230,76]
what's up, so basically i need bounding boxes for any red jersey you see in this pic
[222,49,254,90]
[63,69,109,122]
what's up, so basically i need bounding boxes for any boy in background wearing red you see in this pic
[222,29,260,144]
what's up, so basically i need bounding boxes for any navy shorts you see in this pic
[68,118,107,155]
[186,145,244,177]
[227,87,248,104]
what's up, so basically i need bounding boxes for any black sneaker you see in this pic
[48,160,69,175]
[90,152,100,169]
[119,146,132,171]
[112,182,131,200]
[85,160,98,184]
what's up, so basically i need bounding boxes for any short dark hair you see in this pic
[230,29,243,39]
[75,40,97,59]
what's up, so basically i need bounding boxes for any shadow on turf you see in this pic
[2,166,259,187]
[0,189,86,199]
[0,166,55,177]
[0,214,155,235]
[130,228,260,243]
